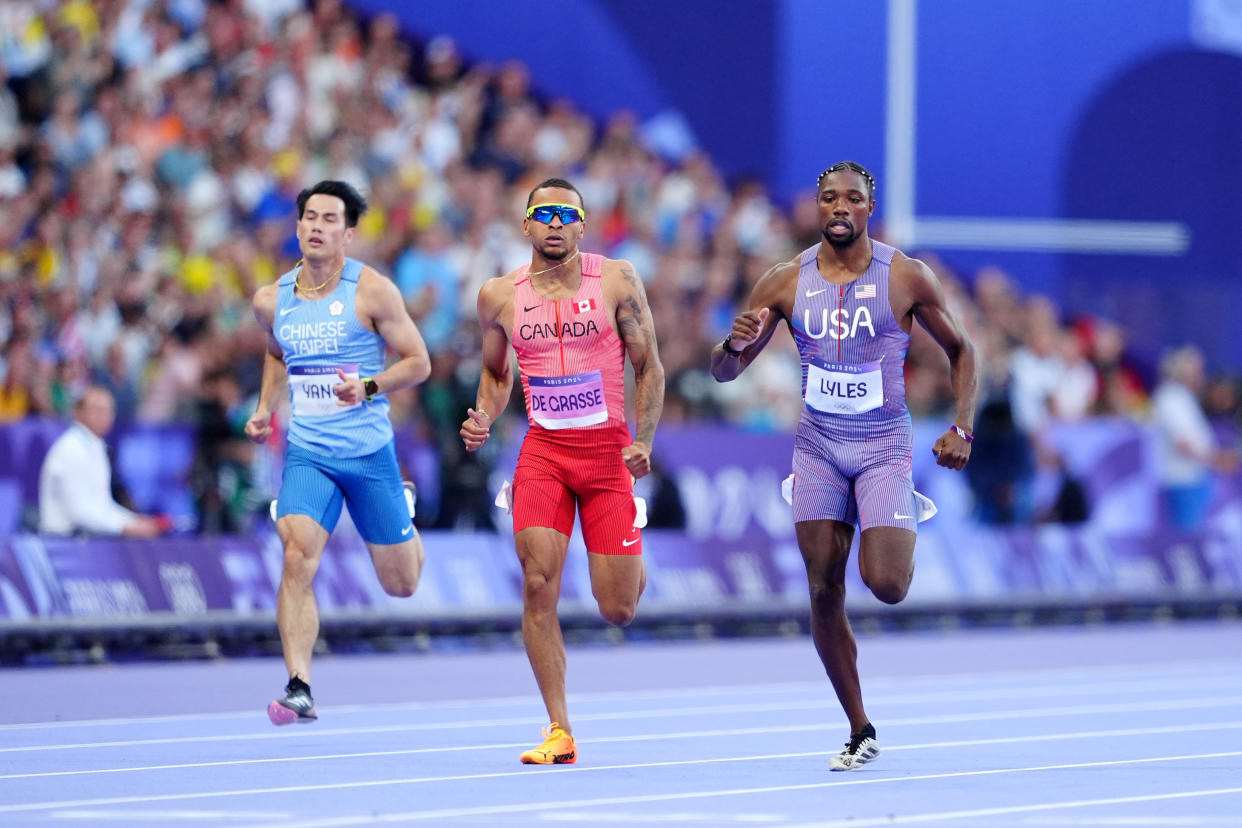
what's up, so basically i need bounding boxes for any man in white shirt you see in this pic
[38,386,167,537]
[1151,345,1238,531]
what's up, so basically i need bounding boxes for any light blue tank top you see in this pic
[790,240,910,426]
[274,258,392,458]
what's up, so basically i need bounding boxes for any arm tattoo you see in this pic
[617,296,651,347]
[616,269,651,348]
[616,269,663,446]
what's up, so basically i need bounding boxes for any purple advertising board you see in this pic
[2,419,1240,624]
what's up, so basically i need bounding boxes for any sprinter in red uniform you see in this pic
[461,178,665,765]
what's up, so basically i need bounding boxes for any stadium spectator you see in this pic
[1048,325,1097,422]
[0,335,37,420]
[392,220,460,354]
[37,385,168,537]
[193,367,256,533]
[1083,317,1148,417]
[1008,296,1064,435]
[91,339,139,424]
[1150,345,1239,531]
[965,396,1035,525]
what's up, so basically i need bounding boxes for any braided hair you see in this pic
[816,161,876,200]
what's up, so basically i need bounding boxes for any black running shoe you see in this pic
[829,722,879,771]
[267,678,317,726]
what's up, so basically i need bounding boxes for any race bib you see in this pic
[528,371,607,429]
[289,363,359,417]
[804,358,883,415]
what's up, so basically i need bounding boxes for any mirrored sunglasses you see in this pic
[526,203,585,225]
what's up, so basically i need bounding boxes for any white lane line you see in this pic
[534,813,1242,826]
[4,694,1241,755]
[1022,818,1242,825]
[50,809,293,822]
[877,696,1242,728]
[5,719,1242,781]
[4,749,1241,818]
[233,756,1242,827]
[537,811,786,824]
[5,659,1240,732]
[3,751,826,814]
[780,787,1242,827]
[0,682,819,732]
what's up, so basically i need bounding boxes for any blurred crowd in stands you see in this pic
[1,0,1238,533]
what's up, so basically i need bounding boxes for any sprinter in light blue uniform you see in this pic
[276,255,393,460]
[711,162,978,772]
[247,180,431,727]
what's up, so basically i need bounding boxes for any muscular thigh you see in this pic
[516,526,570,582]
[277,512,331,560]
[587,550,644,603]
[858,525,916,586]
[795,519,855,585]
[366,536,422,584]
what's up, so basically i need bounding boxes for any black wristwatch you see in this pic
[363,378,379,400]
[721,334,743,357]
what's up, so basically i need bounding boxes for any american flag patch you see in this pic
[574,298,597,314]
[855,284,876,299]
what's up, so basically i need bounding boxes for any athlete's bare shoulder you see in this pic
[480,269,518,302]
[356,264,400,298]
[477,269,517,327]
[601,256,643,291]
[252,282,279,328]
[600,258,653,326]
[889,248,938,292]
[750,254,802,316]
[887,248,946,323]
[770,255,802,282]
[355,262,382,283]
[354,264,406,326]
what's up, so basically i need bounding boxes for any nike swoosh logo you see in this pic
[523,305,539,312]
[621,537,639,547]
[279,307,297,316]
[805,288,827,298]
[894,513,913,520]
[402,525,413,535]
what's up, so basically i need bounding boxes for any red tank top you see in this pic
[512,252,626,431]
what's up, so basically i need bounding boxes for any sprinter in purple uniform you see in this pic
[710,161,978,770]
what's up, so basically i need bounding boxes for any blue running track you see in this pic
[3,621,1241,826]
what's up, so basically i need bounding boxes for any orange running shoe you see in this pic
[519,723,577,764]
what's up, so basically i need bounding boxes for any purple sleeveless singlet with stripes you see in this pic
[789,240,918,530]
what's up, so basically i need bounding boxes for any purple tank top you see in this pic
[790,240,910,423]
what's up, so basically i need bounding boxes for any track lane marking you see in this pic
[5,694,1241,754]
[4,748,1242,817]
[5,660,1240,732]
[778,787,1242,827]
[231,755,1242,827]
[5,720,1242,780]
